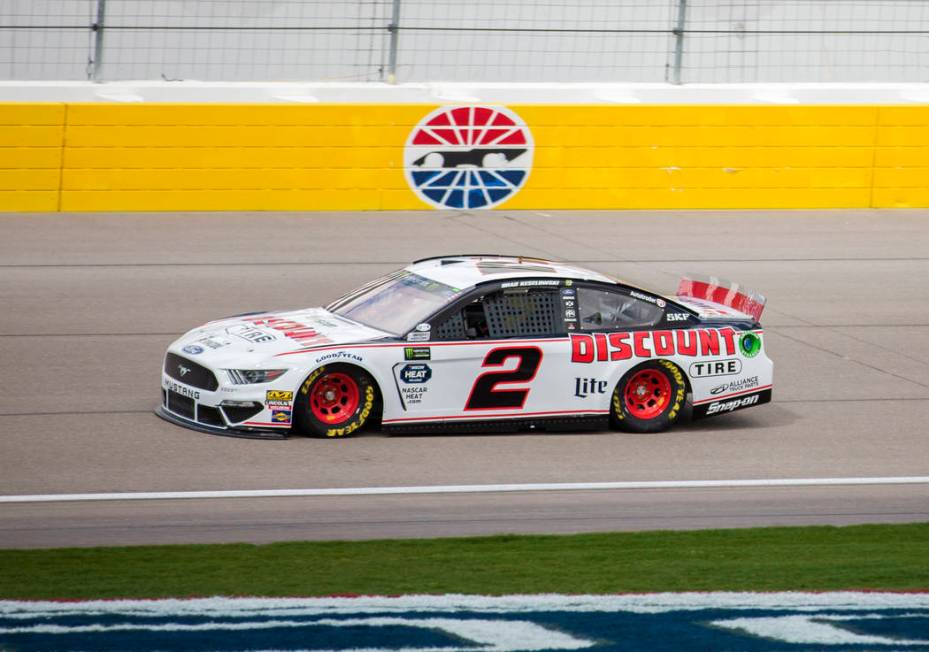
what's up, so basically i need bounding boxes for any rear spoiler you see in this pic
[676,275,767,321]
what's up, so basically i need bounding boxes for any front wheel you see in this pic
[294,365,379,438]
[610,360,686,433]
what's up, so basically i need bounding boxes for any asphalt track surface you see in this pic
[1,210,928,548]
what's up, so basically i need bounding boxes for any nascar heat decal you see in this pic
[404,106,533,209]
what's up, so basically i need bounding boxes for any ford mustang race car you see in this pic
[157,255,773,439]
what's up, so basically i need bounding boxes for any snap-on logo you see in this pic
[404,106,533,210]
[706,393,760,415]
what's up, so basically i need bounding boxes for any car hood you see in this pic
[172,307,392,366]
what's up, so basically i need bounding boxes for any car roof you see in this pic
[407,254,619,290]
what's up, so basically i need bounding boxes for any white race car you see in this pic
[157,255,773,439]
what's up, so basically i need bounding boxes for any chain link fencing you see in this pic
[2,0,928,83]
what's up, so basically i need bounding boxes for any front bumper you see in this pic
[160,357,295,438]
[155,405,289,440]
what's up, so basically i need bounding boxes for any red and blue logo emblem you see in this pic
[404,106,533,210]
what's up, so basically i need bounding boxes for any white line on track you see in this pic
[2,476,929,504]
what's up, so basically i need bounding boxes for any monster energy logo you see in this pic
[404,347,431,361]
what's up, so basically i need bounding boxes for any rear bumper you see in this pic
[154,406,289,440]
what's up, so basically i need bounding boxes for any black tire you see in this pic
[610,360,686,433]
[293,364,379,438]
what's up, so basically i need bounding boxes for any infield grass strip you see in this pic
[1,523,927,599]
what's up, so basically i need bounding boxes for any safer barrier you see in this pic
[2,103,927,212]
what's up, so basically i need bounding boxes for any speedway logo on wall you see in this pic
[404,105,533,210]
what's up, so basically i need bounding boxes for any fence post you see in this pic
[671,0,687,84]
[89,0,107,81]
[386,0,401,83]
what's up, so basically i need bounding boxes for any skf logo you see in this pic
[266,390,293,402]
[404,106,533,210]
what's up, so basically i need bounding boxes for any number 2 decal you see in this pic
[465,346,544,410]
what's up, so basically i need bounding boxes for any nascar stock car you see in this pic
[157,255,773,439]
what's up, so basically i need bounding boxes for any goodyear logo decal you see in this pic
[2,593,928,650]
[404,106,533,210]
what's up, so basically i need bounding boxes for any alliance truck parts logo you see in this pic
[404,105,533,210]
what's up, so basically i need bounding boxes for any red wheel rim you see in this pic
[309,372,360,424]
[623,369,672,420]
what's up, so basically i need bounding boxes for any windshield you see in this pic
[327,271,460,335]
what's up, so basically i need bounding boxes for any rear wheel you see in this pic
[294,365,378,438]
[610,360,686,433]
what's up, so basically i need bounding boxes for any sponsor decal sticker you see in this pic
[740,331,762,358]
[706,393,761,415]
[666,313,689,322]
[400,386,427,406]
[689,358,742,378]
[315,351,363,364]
[4,593,929,651]
[271,409,292,424]
[249,317,332,347]
[562,289,580,327]
[711,375,760,396]
[227,324,276,344]
[266,390,293,410]
[630,290,657,304]
[405,105,533,210]
[197,336,231,350]
[406,331,431,342]
[574,377,608,398]
[400,363,432,384]
[404,347,431,361]
[400,385,428,406]
[182,344,204,355]
[571,328,738,363]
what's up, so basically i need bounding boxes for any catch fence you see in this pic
[2,0,929,83]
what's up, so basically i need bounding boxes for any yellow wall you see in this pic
[1,102,927,211]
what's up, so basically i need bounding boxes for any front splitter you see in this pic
[154,406,289,440]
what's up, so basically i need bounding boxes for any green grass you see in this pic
[1,523,927,599]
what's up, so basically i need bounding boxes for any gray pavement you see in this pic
[1,210,928,548]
